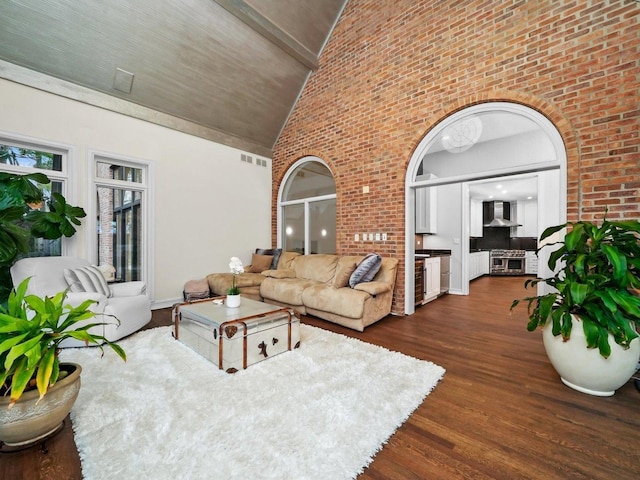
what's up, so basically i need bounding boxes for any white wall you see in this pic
[0,79,272,308]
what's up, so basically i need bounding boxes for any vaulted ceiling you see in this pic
[0,0,348,157]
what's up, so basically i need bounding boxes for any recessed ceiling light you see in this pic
[527,196,533,199]
[502,190,507,194]
[496,185,502,189]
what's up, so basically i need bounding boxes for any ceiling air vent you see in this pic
[113,67,134,94]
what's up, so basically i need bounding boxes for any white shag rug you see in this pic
[60,325,445,480]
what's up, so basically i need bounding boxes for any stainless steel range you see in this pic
[490,249,526,275]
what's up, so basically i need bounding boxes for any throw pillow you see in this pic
[255,248,283,270]
[333,258,358,288]
[270,248,282,269]
[64,266,112,297]
[248,253,273,273]
[349,253,382,288]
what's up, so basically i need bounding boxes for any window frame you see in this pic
[87,150,155,300]
[277,157,336,254]
[0,131,78,257]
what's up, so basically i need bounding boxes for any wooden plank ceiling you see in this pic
[0,0,348,156]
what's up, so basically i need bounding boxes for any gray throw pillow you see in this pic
[349,253,382,288]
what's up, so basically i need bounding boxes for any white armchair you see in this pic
[10,256,151,347]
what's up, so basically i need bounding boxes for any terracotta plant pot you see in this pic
[0,363,82,446]
[542,316,640,396]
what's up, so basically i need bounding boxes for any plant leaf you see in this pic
[601,244,627,283]
[36,347,56,399]
[8,357,33,408]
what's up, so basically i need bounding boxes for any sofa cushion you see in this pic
[292,254,339,283]
[262,269,297,279]
[64,266,112,297]
[277,251,300,269]
[302,284,369,319]
[349,253,382,288]
[206,272,266,296]
[247,253,273,273]
[332,257,359,288]
[260,277,316,306]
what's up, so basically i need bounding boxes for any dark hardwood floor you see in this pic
[2,276,639,479]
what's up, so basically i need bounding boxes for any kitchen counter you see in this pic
[416,249,451,257]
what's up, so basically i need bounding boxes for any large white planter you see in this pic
[0,363,82,446]
[542,316,640,396]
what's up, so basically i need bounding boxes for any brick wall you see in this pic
[272,0,640,314]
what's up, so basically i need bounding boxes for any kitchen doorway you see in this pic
[404,102,567,315]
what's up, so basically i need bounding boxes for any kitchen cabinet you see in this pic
[516,200,538,238]
[416,187,437,234]
[469,251,490,280]
[424,257,441,302]
[470,199,483,237]
[525,251,538,275]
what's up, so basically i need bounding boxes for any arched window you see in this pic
[278,157,336,254]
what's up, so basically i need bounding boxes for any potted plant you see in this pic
[0,277,126,447]
[0,171,86,304]
[226,256,244,308]
[511,214,640,396]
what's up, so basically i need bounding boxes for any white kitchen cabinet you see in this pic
[516,200,538,238]
[424,257,441,302]
[525,251,538,275]
[469,251,490,280]
[470,199,483,237]
[416,187,437,234]
[480,251,490,275]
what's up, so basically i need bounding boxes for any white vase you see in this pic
[542,315,640,396]
[226,294,241,308]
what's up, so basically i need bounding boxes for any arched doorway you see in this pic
[404,102,567,314]
[277,156,337,254]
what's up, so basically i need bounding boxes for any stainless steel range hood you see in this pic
[483,201,521,228]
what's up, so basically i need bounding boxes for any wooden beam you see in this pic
[213,0,319,70]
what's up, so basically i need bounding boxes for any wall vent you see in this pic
[240,153,253,164]
[257,158,268,167]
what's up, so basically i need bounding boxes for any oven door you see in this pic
[491,257,506,273]
[506,258,524,272]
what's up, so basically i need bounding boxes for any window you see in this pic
[279,158,336,254]
[0,139,70,257]
[91,153,152,287]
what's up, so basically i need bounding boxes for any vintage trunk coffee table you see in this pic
[173,297,301,373]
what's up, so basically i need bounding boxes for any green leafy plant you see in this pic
[0,277,126,408]
[511,215,640,358]
[0,172,87,303]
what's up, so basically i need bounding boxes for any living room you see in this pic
[1,1,639,479]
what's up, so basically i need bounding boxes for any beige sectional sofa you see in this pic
[207,251,398,332]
